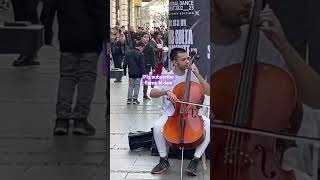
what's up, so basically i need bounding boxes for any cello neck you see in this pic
[232,0,265,126]
[182,54,196,102]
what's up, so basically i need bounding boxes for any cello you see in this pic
[211,0,299,179]
[163,52,206,179]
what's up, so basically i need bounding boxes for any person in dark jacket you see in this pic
[111,27,126,70]
[121,25,133,50]
[53,0,107,136]
[141,32,156,100]
[129,26,137,48]
[123,41,145,105]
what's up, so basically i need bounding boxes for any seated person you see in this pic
[150,48,210,176]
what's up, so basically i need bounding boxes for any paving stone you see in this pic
[110,158,137,168]
[25,166,94,180]
[125,172,204,180]
[0,167,28,180]
[109,173,127,180]
[87,167,109,180]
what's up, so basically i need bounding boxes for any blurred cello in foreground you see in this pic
[211,0,299,179]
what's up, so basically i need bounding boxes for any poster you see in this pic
[168,0,210,80]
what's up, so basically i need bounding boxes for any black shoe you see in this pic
[143,95,151,100]
[12,60,40,67]
[132,99,140,104]
[127,98,132,104]
[186,157,200,176]
[73,119,96,136]
[53,118,69,135]
[151,157,170,174]
[12,55,40,67]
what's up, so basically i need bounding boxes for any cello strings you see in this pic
[236,0,262,178]
[233,0,261,178]
[232,22,253,180]
[230,45,251,178]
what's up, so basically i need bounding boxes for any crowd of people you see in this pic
[111,25,169,104]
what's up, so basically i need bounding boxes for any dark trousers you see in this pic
[56,52,99,119]
[112,53,123,69]
[11,0,40,24]
[11,0,40,61]
[40,0,56,45]
[143,65,152,96]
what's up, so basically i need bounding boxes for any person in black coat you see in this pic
[140,32,156,99]
[123,41,145,104]
[53,0,107,136]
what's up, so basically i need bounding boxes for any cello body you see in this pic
[211,63,297,179]
[163,81,205,149]
[163,52,206,151]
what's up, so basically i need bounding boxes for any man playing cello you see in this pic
[150,48,210,176]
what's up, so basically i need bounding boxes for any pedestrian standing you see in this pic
[123,41,145,105]
[53,0,107,136]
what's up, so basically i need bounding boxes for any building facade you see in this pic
[110,0,142,30]
[141,0,168,29]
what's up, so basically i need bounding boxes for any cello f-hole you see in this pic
[255,145,277,178]
[191,107,197,118]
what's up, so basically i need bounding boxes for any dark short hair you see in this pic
[152,31,161,39]
[136,41,145,48]
[170,48,187,61]
[141,32,149,37]
[153,31,160,37]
